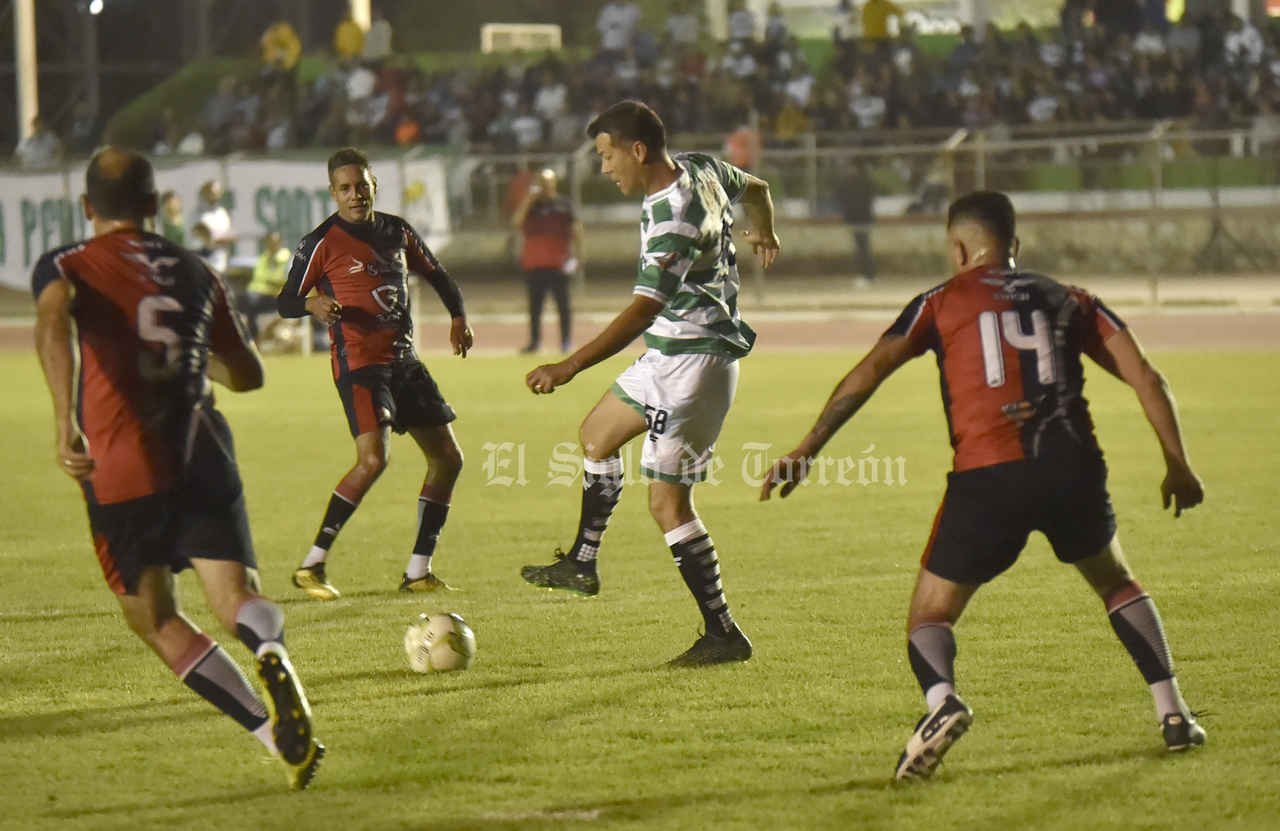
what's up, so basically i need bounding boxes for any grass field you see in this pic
[2,346,1279,831]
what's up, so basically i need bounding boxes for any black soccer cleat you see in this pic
[521,549,600,597]
[666,628,753,668]
[894,694,973,781]
[1162,711,1206,751]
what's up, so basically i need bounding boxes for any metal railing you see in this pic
[458,122,1280,224]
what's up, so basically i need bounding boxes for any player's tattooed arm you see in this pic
[813,390,872,440]
[762,334,914,500]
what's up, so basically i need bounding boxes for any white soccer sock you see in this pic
[300,546,327,569]
[405,554,432,580]
[253,719,277,753]
[1151,677,1187,721]
[925,683,956,711]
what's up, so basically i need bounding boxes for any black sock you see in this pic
[1109,594,1174,683]
[413,499,450,559]
[313,491,359,551]
[907,623,957,695]
[177,636,268,732]
[668,521,736,637]
[568,457,624,569]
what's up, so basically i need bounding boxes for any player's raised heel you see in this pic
[1162,711,1206,751]
[292,564,340,600]
[666,628,753,668]
[894,694,973,781]
[520,549,600,596]
[257,644,315,766]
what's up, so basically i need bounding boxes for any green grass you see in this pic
[2,348,1278,831]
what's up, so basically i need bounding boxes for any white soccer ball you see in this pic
[404,612,475,673]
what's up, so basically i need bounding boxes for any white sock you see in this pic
[405,554,432,580]
[300,546,327,569]
[1151,678,1187,721]
[252,719,276,753]
[925,682,955,711]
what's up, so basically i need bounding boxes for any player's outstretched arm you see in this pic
[35,278,94,481]
[1100,328,1204,517]
[761,334,914,500]
[738,174,780,270]
[527,295,664,395]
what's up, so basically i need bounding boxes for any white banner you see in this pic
[2,155,452,292]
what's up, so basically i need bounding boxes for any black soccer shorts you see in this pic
[921,451,1118,585]
[335,360,456,438]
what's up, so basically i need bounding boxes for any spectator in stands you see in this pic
[1132,22,1167,57]
[1060,0,1090,47]
[863,0,904,45]
[202,75,240,154]
[764,2,789,51]
[666,0,701,47]
[363,7,393,63]
[14,115,61,168]
[726,0,757,45]
[261,19,301,84]
[946,26,981,79]
[1166,13,1202,62]
[771,91,812,144]
[1224,14,1264,71]
[334,14,365,63]
[598,1,642,58]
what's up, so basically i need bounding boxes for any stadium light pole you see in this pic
[80,0,101,128]
[15,0,38,142]
[350,0,370,31]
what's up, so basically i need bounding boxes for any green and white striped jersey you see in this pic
[633,152,756,359]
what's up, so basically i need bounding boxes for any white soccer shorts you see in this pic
[610,348,738,484]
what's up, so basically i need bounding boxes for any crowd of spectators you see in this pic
[14,1,1280,167]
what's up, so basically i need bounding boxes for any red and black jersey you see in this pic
[278,212,464,377]
[886,265,1126,472]
[520,195,575,271]
[31,229,246,505]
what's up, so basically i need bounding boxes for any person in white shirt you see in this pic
[14,116,60,168]
[1224,14,1264,69]
[195,180,235,273]
[597,1,642,55]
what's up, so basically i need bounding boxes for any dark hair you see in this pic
[947,191,1016,251]
[328,147,371,182]
[85,147,155,221]
[587,100,667,162]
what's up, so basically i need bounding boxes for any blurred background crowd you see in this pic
[9,0,1276,167]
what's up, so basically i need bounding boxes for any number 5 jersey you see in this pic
[32,229,247,504]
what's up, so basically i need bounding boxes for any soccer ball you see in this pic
[404,613,475,673]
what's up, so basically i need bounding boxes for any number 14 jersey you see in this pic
[886,265,1127,472]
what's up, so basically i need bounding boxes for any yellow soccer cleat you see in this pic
[292,564,340,600]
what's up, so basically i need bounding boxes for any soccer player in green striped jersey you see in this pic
[522,100,780,667]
